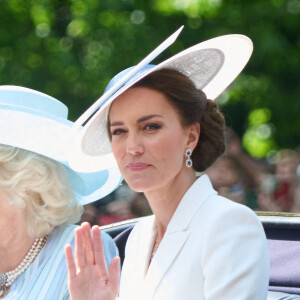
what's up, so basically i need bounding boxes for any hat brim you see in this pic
[0,100,122,205]
[69,34,253,173]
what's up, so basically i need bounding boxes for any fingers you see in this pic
[82,222,94,265]
[65,244,77,280]
[75,227,86,270]
[109,257,121,296]
[92,226,108,274]
[72,223,113,281]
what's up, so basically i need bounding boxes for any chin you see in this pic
[126,179,154,193]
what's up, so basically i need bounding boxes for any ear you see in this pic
[186,122,200,151]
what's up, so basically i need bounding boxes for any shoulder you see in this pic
[185,175,263,235]
[201,194,262,229]
[183,187,267,254]
[50,223,77,235]
[101,230,119,261]
[46,223,78,247]
[193,175,258,219]
[101,229,118,248]
[197,197,269,298]
[196,195,268,258]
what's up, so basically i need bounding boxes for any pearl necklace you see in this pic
[0,236,47,297]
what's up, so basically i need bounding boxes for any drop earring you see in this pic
[185,149,193,168]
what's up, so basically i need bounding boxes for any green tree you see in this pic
[1,0,299,157]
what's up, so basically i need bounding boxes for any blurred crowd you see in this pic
[205,128,300,213]
[79,127,300,226]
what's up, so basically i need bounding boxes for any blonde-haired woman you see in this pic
[0,86,121,299]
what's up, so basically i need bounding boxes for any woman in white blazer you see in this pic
[65,34,270,300]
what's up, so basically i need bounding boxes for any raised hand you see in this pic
[65,222,120,300]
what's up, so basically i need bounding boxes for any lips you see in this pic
[127,163,150,171]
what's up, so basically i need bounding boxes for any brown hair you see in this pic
[133,68,226,172]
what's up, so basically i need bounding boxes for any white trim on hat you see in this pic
[74,26,184,129]
[0,86,122,204]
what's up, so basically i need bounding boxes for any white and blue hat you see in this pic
[69,28,253,173]
[0,85,122,205]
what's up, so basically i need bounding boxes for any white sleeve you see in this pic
[202,204,270,300]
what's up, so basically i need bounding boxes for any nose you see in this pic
[126,133,143,156]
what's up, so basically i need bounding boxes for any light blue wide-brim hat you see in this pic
[0,85,122,205]
[69,28,253,173]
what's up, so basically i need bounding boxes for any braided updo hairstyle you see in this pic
[133,68,226,172]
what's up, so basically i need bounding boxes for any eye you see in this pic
[111,128,126,136]
[144,123,161,131]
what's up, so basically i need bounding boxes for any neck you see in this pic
[145,169,197,239]
[0,212,35,273]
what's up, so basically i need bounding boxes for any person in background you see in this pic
[66,34,269,299]
[79,204,100,227]
[98,182,139,225]
[129,192,152,218]
[0,86,120,299]
[274,149,298,212]
[205,154,259,209]
[259,149,298,212]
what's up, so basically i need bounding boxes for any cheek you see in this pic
[150,133,185,163]
[111,142,124,164]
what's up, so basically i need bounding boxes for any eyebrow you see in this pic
[110,114,163,127]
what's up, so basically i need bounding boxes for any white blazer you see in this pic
[119,175,269,300]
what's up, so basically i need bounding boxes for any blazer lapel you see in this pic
[167,174,217,233]
[142,175,217,298]
[130,216,158,279]
[143,230,190,298]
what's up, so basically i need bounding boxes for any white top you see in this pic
[119,175,269,300]
[5,224,118,299]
